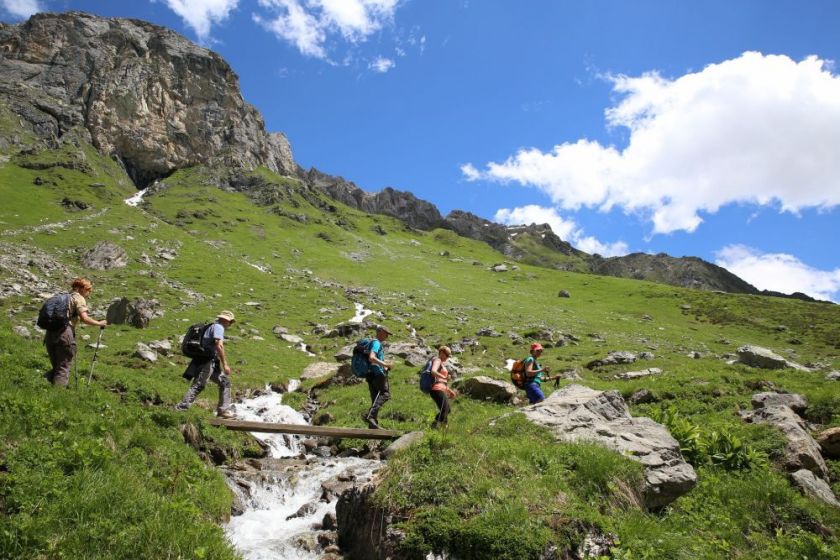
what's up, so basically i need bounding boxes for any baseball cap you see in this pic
[530,343,543,352]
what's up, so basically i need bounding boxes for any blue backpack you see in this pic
[418,359,435,393]
[37,293,71,331]
[351,338,374,378]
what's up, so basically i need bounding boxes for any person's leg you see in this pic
[44,331,58,382]
[364,375,391,427]
[430,390,450,425]
[210,366,232,415]
[52,326,75,387]
[176,360,213,409]
[525,383,545,404]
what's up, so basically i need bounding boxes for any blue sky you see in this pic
[3,0,840,301]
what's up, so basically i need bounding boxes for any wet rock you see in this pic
[790,469,840,508]
[287,502,319,521]
[751,392,807,415]
[586,351,637,369]
[522,384,697,509]
[736,345,808,371]
[816,427,840,459]
[453,376,517,404]
[615,368,662,380]
[381,431,424,460]
[81,241,127,270]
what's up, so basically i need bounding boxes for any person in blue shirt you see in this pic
[175,310,236,418]
[362,325,394,429]
[523,343,550,404]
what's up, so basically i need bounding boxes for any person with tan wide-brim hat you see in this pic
[175,310,236,418]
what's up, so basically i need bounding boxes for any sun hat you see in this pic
[376,324,392,335]
[530,343,543,352]
[218,310,236,323]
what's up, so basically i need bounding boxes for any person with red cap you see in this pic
[522,342,550,404]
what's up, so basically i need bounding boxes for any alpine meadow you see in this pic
[0,10,839,560]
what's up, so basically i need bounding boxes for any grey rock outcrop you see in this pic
[741,404,828,479]
[816,427,840,459]
[336,482,404,560]
[615,368,662,380]
[454,376,517,404]
[300,362,339,381]
[751,392,807,415]
[790,470,840,508]
[81,241,127,270]
[586,351,637,369]
[381,431,424,460]
[521,384,697,509]
[106,297,159,328]
[134,342,157,362]
[736,345,808,371]
[0,12,295,186]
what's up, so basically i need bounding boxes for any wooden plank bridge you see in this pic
[208,418,403,440]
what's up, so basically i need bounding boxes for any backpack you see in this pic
[418,359,435,393]
[37,292,71,331]
[181,322,214,359]
[510,359,531,389]
[351,338,374,378]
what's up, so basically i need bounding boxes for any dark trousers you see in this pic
[365,374,390,419]
[430,390,450,425]
[44,325,75,387]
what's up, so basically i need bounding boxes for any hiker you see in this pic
[43,277,107,387]
[361,325,394,429]
[522,343,550,404]
[429,345,457,428]
[175,311,236,418]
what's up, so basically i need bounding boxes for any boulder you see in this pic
[790,469,840,508]
[742,405,828,479]
[476,327,502,337]
[300,362,339,381]
[736,345,808,371]
[521,384,697,509]
[381,431,425,460]
[81,241,127,270]
[148,339,172,356]
[615,368,662,380]
[751,392,807,415]
[12,326,31,338]
[826,371,840,381]
[490,264,508,272]
[280,333,304,344]
[628,389,657,405]
[334,345,355,362]
[558,290,571,298]
[134,342,157,362]
[106,297,159,328]
[816,427,840,459]
[454,376,517,404]
[586,351,637,369]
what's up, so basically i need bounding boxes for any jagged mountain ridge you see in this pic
[0,11,811,299]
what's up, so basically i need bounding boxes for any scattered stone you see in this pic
[816,427,840,459]
[790,469,840,508]
[586,351,637,369]
[381,431,425,460]
[313,412,335,426]
[134,342,157,362]
[628,389,657,405]
[558,290,571,298]
[490,264,508,272]
[300,362,339,381]
[272,325,289,336]
[638,351,655,360]
[736,345,808,371]
[106,297,160,328]
[679,304,692,310]
[148,339,172,356]
[751,392,807,415]
[615,368,662,380]
[81,241,127,270]
[280,333,304,344]
[641,314,653,321]
[453,376,517,404]
[688,351,702,359]
[522,385,697,509]
[826,371,840,381]
[12,326,31,338]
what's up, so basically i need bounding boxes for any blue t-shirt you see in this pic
[368,339,386,376]
[202,322,225,356]
[523,356,543,385]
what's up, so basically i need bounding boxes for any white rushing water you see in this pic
[348,302,373,324]
[224,385,378,560]
[124,188,149,207]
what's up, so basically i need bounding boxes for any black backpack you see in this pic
[37,293,71,331]
[181,322,214,359]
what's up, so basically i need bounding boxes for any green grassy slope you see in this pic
[1,139,838,559]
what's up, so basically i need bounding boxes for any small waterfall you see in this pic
[223,385,379,560]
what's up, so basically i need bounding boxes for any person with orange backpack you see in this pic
[422,345,457,428]
[521,343,550,404]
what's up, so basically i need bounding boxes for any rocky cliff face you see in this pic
[0,12,296,187]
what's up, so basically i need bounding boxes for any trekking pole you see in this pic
[73,347,79,389]
[87,327,104,385]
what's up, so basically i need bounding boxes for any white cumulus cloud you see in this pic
[715,244,840,302]
[1,0,41,18]
[160,0,239,41]
[465,52,840,235]
[255,0,399,60]
[368,56,394,73]
[494,205,629,257]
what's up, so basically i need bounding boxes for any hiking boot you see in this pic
[217,409,235,419]
[361,413,380,430]
[173,403,189,412]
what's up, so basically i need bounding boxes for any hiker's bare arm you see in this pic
[431,358,446,380]
[79,311,106,328]
[368,351,392,370]
[216,339,232,375]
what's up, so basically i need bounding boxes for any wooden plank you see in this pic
[208,418,403,440]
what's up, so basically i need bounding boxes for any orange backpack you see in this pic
[510,359,531,388]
